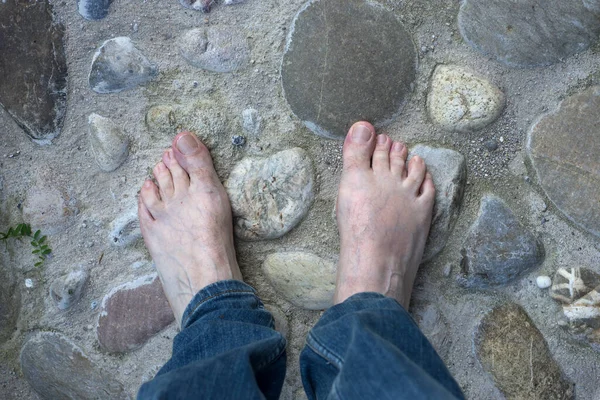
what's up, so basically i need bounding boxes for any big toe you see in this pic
[172,131,217,181]
[342,121,376,170]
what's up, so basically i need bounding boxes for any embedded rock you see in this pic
[97,274,174,353]
[458,0,600,68]
[528,86,600,238]
[145,105,177,137]
[179,27,250,73]
[427,65,505,132]
[242,108,262,136]
[562,284,600,350]
[50,269,88,310]
[225,148,314,240]
[89,37,158,93]
[23,183,77,235]
[281,0,416,139]
[409,146,467,261]
[78,0,112,20]
[109,207,141,247]
[20,332,127,399]
[550,267,600,304]
[179,0,213,13]
[475,303,574,399]
[263,252,336,310]
[458,196,544,287]
[0,0,67,141]
[88,113,129,172]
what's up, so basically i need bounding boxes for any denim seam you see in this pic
[255,338,287,371]
[181,289,258,329]
[305,332,344,370]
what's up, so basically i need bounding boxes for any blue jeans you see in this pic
[138,280,464,400]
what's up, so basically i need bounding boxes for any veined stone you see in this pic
[225,148,315,240]
[88,113,129,172]
[550,267,600,304]
[427,65,505,132]
[179,27,250,73]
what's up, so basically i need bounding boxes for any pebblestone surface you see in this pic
[528,86,600,238]
[475,303,574,399]
[427,65,505,132]
[0,0,67,142]
[88,113,130,172]
[459,195,544,288]
[97,274,174,353]
[20,332,127,399]
[179,27,250,73]
[225,148,315,240]
[263,252,336,310]
[458,0,600,68]
[409,145,467,262]
[281,0,416,139]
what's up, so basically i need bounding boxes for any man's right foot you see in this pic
[333,121,436,309]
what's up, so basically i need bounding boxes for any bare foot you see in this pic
[138,131,242,326]
[333,122,435,309]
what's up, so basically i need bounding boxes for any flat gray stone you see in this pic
[97,274,174,353]
[458,0,600,68]
[458,195,545,288]
[88,113,129,172]
[409,146,467,262]
[475,303,574,399]
[263,252,336,310]
[0,0,67,142]
[179,27,250,73]
[527,86,600,238]
[427,65,505,132]
[282,0,416,139]
[50,269,88,310]
[89,37,158,94]
[20,332,127,400]
[225,148,315,240]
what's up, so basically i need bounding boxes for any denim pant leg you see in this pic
[300,293,465,400]
[138,280,286,400]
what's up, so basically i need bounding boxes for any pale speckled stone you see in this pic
[263,252,336,310]
[88,113,129,172]
[50,269,88,310]
[427,65,505,132]
[179,27,249,73]
[109,207,141,247]
[22,184,77,235]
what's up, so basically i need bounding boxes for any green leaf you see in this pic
[40,244,48,250]
[34,262,43,267]
[7,228,14,236]
[42,249,51,255]
[34,230,41,240]
[32,249,40,254]
[23,224,32,236]
[39,236,47,244]
[31,241,38,247]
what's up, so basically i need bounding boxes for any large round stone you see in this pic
[527,86,600,238]
[281,0,416,139]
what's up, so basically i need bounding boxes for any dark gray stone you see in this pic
[282,0,416,139]
[179,27,250,73]
[475,303,574,399]
[458,195,544,288]
[0,0,67,142]
[89,37,158,94]
[528,86,600,238]
[458,0,600,68]
[20,332,127,399]
[77,0,112,20]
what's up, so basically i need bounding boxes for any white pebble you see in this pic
[536,275,552,289]
[25,279,34,288]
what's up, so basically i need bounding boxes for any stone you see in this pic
[562,284,600,350]
[89,37,158,94]
[20,332,127,399]
[242,108,261,136]
[458,196,545,288]
[475,303,574,399]
[224,0,245,4]
[584,0,600,14]
[263,252,336,310]
[88,113,129,172]
[408,146,467,262]
[109,207,141,247]
[179,0,213,13]
[536,276,552,289]
[527,86,600,238]
[225,148,315,240]
[412,303,450,359]
[50,269,88,310]
[264,304,289,339]
[281,0,416,139]
[23,184,77,235]
[427,65,505,132]
[0,0,67,142]
[97,274,174,353]
[550,267,600,304]
[0,262,19,343]
[231,135,246,147]
[78,0,112,20]
[145,105,177,136]
[458,0,600,68]
[179,27,250,73]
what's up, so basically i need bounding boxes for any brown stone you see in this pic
[97,274,174,353]
[0,0,67,142]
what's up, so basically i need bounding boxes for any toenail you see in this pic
[393,142,404,152]
[351,124,373,143]
[176,134,199,155]
[377,134,387,144]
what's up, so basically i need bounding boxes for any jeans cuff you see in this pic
[180,280,258,330]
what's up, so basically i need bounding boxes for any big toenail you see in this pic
[176,134,199,155]
[351,124,372,143]
[377,134,386,144]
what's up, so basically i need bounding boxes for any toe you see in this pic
[138,193,155,225]
[390,142,408,177]
[372,134,392,174]
[140,179,163,215]
[163,149,190,194]
[404,155,427,193]
[342,121,376,171]
[153,161,174,199]
[419,172,436,203]
[172,131,218,186]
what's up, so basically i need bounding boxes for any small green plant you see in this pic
[0,223,52,267]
